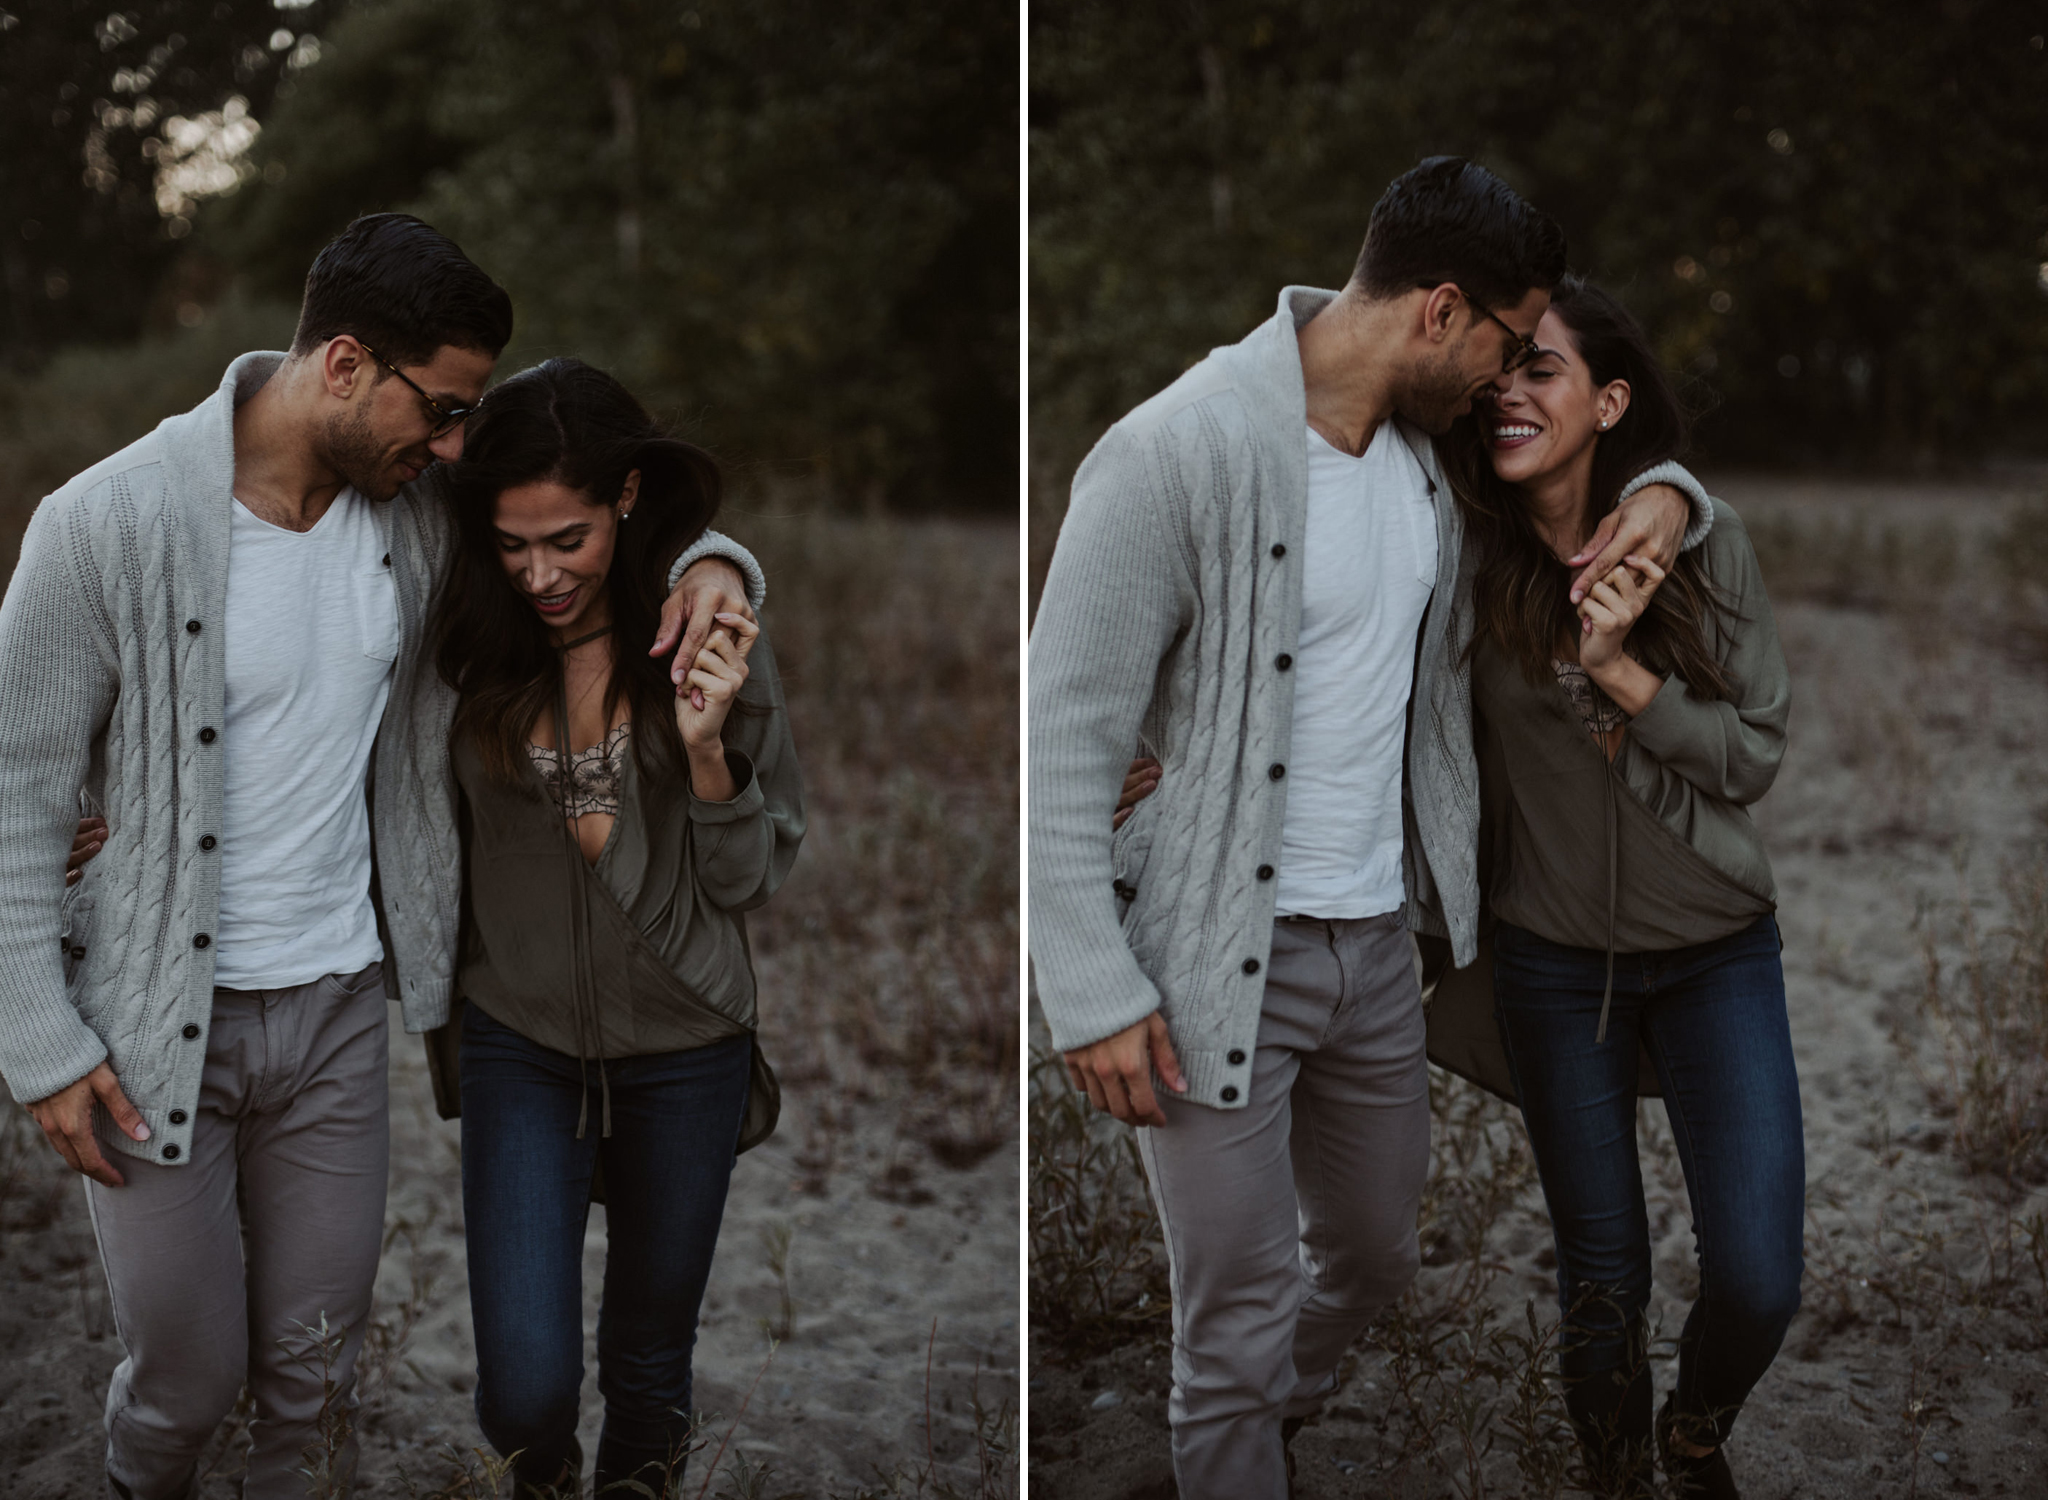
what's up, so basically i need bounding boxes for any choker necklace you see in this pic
[557,624,613,652]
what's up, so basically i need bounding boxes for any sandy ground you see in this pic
[1029,475,2048,1497]
[1,984,1017,1498]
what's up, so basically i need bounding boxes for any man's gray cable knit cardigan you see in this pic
[1028,286,1711,1110]
[0,352,764,1164]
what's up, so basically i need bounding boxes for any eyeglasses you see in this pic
[1450,288,1542,374]
[356,340,477,439]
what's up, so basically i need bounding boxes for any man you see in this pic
[1028,158,1707,1496]
[0,213,762,1499]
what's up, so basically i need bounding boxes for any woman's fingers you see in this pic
[712,611,760,660]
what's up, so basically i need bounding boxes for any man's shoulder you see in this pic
[35,427,176,533]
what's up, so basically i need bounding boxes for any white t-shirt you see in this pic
[1273,423,1439,919]
[212,489,397,989]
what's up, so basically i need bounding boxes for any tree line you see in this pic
[4,0,1016,514]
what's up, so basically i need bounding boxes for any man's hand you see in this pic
[1568,482,1690,604]
[66,816,106,887]
[652,558,756,703]
[1113,757,1161,830]
[1062,1011,1186,1126]
[25,1061,149,1188]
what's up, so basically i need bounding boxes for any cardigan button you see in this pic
[1268,763,1286,781]
[70,946,85,960]
[185,619,201,634]
[200,835,217,851]
[192,933,210,949]
[1221,1086,1240,1102]
[1275,654,1292,671]
[1228,1049,1246,1065]
[1270,543,1286,559]
[198,727,216,744]
[1242,958,1260,975]
[382,553,392,567]
[161,1144,180,1160]
[169,1110,188,1125]
[1256,864,1273,880]
[182,1024,200,1039]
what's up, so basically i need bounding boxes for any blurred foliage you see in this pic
[1031,0,2048,489]
[0,0,339,358]
[5,0,1015,514]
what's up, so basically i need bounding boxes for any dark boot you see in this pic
[1658,1397,1741,1499]
[1563,1365,1655,1498]
[1281,1415,1304,1498]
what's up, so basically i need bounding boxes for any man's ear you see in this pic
[1419,283,1465,346]
[320,336,372,402]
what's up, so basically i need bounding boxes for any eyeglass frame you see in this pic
[354,339,478,438]
[1429,284,1543,374]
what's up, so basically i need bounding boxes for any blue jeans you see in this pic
[1492,915,1804,1455]
[459,1003,753,1495]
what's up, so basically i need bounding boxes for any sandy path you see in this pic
[1,981,1016,1498]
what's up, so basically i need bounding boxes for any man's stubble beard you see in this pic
[323,402,399,503]
[1393,346,1484,437]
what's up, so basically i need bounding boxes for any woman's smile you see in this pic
[528,584,580,618]
[1489,418,1543,450]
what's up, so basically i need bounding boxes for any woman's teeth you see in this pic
[535,589,575,610]
[1492,423,1540,442]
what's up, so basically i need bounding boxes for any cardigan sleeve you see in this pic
[1625,502,1789,805]
[0,495,122,1103]
[1028,424,1193,1052]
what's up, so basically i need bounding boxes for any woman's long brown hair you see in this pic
[1440,276,1735,700]
[430,357,721,787]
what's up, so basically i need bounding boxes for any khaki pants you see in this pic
[1137,913,1430,1500]
[86,963,390,1500]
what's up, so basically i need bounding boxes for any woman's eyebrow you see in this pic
[1530,344,1568,363]
[496,521,595,543]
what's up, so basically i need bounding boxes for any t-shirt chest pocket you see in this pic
[356,566,401,663]
[1410,492,1441,590]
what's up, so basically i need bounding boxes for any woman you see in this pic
[1439,276,1799,1500]
[429,357,803,1495]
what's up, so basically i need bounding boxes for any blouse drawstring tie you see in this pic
[554,624,616,1139]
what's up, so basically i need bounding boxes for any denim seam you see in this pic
[1640,1007,1715,1414]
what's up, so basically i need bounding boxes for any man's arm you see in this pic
[656,531,766,694]
[1567,462,1715,603]
[0,498,149,1183]
[1030,426,1195,1120]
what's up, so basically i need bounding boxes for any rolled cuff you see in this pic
[688,749,764,822]
[669,530,767,611]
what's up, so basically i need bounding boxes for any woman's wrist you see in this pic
[686,739,738,802]
[1586,651,1663,717]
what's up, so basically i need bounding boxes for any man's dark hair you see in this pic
[290,213,514,368]
[1352,157,1567,309]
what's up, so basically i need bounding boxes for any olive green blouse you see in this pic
[1472,498,1787,959]
[452,633,804,1143]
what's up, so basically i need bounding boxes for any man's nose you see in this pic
[429,424,467,464]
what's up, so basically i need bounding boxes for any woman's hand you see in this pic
[676,613,758,801]
[1114,757,1160,830]
[67,816,106,887]
[1578,555,1670,717]
[1577,556,1663,669]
